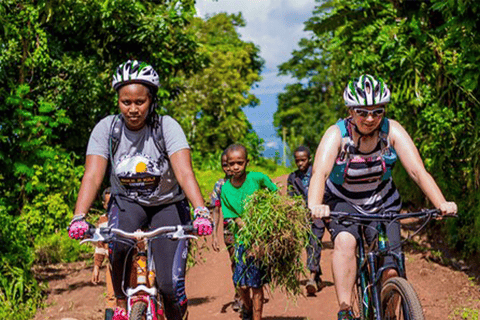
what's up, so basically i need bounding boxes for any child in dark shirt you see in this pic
[287,146,324,295]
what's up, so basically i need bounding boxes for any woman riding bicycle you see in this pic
[307,74,457,320]
[68,60,212,320]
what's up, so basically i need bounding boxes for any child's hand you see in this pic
[234,217,245,229]
[91,265,100,284]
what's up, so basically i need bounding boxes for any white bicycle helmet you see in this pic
[343,74,390,107]
[112,60,160,91]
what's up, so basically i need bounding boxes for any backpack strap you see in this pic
[109,114,124,166]
[335,118,348,137]
[151,115,167,157]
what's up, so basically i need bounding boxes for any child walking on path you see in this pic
[287,146,325,295]
[91,188,116,320]
[210,150,242,312]
[220,144,278,320]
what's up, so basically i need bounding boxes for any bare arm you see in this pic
[170,148,205,209]
[212,206,222,251]
[74,155,108,216]
[390,120,457,214]
[308,125,342,217]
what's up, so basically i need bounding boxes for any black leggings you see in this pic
[326,200,401,269]
[108,196,191,320]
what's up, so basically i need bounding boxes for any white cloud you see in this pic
[265,141,278,149]
[253,70,294,95]
[195,0,316,77]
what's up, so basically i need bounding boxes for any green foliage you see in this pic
[236,190,313,296]
[0,1,267,316]
[168,13,265,155]
[275,0,480,256]
[451,307,479,320]
[0,264,43,320]
[34,231,92,265]
[0,1,202,317]
[0,0,202,155]
[20,153,83,237]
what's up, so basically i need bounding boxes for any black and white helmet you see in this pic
[112,60,160,91]
[343,74,390,107]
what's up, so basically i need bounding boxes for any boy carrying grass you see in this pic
[220,144,278,320]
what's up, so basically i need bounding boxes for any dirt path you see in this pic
[33,233,480,320]
[33,176,480,320]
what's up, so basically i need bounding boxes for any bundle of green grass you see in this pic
[236,189,314,296]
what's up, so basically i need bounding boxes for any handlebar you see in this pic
[327,209,452,223]
[80,224,197,245]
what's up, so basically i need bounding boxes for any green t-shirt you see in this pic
[220,171,278,219]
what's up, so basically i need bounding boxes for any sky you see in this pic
[195,0,317,159]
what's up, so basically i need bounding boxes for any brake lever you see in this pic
[168,226,198,240]
[80,228,110,244]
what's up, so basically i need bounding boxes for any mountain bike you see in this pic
[81,224,197,320]
[328,209,451,320]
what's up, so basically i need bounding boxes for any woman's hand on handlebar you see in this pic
[67,214,90,240]
[310,204,331,219]
[439,201,457,216]
[193,206,213,236]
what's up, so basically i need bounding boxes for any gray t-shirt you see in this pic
[87,115,190,206]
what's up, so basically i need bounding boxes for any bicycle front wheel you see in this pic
[130,301,147,320]
[381,277,424,320]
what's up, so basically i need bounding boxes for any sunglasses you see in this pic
[353,107,385,118]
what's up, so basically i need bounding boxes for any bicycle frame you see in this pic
[126,237,161,320]
[82,225,196,320]
[329,209,443,320]
[357,223,406,320]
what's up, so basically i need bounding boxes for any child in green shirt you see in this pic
[220,144,278,320]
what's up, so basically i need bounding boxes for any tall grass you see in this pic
[236,190,313,296]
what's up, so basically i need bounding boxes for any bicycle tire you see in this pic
[354,280,374,320]
[351,282,363,319]
[381,277,424,320]
[130,301,148,320]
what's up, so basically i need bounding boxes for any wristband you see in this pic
[72,214,86,222]
[194,206,210,219]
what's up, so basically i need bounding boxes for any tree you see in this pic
[168,13,264,158]
[0,1,202,317]
[275,0,480,254]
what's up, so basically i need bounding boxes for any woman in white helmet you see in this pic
[68,60,212,320]
[307,74,457,320]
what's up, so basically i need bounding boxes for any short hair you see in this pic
[102,187,111,201]
[221,148,228,158]
[226,143,248,160]
[294,145,310,157]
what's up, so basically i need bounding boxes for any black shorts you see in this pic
[326,199,402,270]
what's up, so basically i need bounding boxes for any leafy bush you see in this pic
[0,264,43,320]
[34,231,93,265]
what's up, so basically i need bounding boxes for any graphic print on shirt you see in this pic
[115,152,167,199]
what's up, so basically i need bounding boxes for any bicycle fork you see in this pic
[127,242,163,320]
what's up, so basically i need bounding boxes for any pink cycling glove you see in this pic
[194,217,213,236]
[68,215,89,240]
